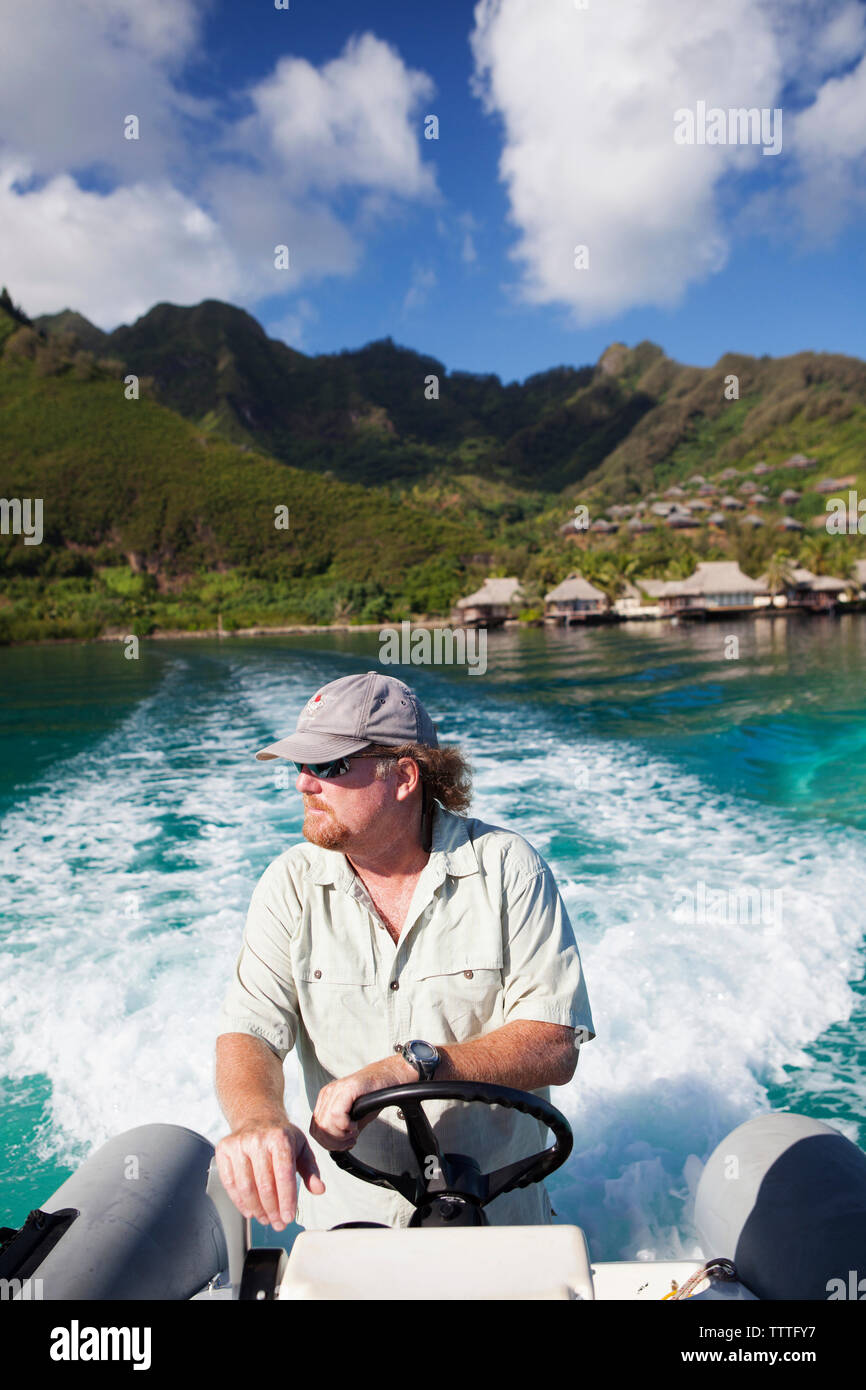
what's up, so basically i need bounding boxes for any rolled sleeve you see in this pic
[501,864,595,1041]
[217,864,299,1063]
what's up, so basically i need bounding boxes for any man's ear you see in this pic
[394,756,421,800]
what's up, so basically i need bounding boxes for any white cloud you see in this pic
[0,0,209,183]
[787,52,866,239]
[434,210,480,266]
[469,0,866,323]
[237,33,438,200]
[0,161,244,324]
[402,266,437,313]
[267,300,319,352]
[0,12,437,326]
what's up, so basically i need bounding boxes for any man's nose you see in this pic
[296,767,322,791]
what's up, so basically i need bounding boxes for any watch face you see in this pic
[409,1040,437,1062]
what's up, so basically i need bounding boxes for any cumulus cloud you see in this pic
[236,33,438,199]
[0,8,437,326]
[469,0,866,323]
[788,51,866,238]
[0,0,209,183]
[0,161,245,323]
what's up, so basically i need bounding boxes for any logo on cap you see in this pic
[302,691,326,718]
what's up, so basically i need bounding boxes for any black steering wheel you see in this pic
[329,1081,572,1226]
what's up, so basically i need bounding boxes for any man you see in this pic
[215,670,595,1232]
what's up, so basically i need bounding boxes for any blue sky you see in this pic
[0,0,864,383]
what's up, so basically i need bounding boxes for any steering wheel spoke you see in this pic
[331,1149,422,1205]
[399,1100,449,1192]
[481,1150,558,1203]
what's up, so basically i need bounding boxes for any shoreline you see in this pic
[2,604,863,650]
[1,618,459,650]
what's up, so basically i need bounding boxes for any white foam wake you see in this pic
[1,654,864,1260]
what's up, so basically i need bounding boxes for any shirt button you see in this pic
[314,969,322,979]
[390,980,399,991]
[464,970,474,979]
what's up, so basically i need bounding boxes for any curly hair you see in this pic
[364,742,473,815]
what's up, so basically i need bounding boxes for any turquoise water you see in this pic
[2,614,865,1261]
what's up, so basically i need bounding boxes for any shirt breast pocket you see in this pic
[407,957,504,1044]
[294,953,375,1068]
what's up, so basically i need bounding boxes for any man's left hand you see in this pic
[311,1054,414,1150]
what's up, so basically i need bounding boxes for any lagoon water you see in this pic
[2,615,866,1262]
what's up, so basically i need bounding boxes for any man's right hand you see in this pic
[215,1119,326,1230]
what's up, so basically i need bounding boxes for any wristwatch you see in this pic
[399,1039,440,1081]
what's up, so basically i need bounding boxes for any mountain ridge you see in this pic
[31,295,866,501]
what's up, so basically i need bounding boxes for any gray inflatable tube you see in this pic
[695,1111,866,1300]
[16,1124,227,1300]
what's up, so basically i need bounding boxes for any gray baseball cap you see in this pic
[255,671,439,763]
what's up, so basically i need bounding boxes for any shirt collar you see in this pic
[306,803,478,887]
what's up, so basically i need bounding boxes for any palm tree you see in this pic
[664,551,696,581]
[763,550,796,596]
[516,579,544,619]
[592,560,624,602]
[799,535,834,576]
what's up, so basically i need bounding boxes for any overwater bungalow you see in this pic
[656,562,768,617]
[544,573,609,624]
[635,579,668,601]
[757,567,848,613]
[786,569,848,611]
[453,576,523,627]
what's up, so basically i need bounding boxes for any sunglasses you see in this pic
[292,753,389,780]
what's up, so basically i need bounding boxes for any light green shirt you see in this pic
[217,803,595,1229]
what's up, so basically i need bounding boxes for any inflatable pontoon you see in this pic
[3,1081,865,1300]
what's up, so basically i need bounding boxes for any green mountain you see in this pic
[35,299,635,489]
[575,341,866,504]
[0,301,493,643]
[33,299,866,504]
[4,288,866,644]
[32,308,108,355]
